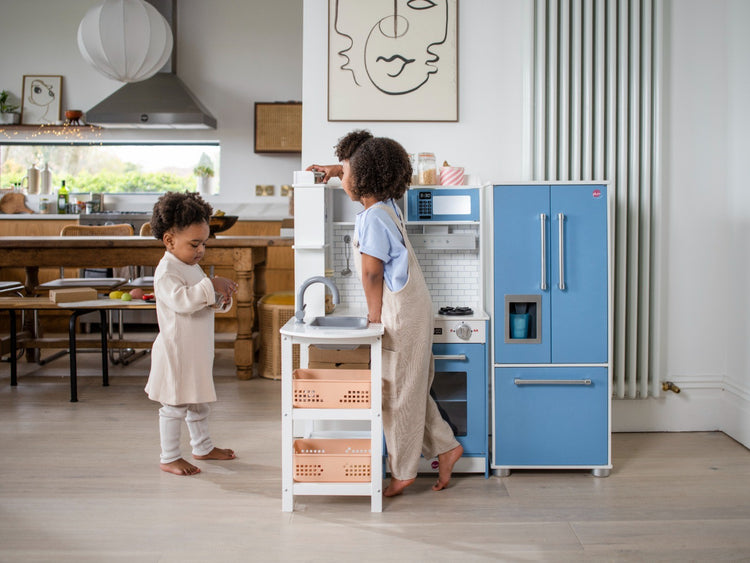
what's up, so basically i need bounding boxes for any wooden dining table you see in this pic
[0,235,293,379]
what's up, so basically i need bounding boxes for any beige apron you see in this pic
[354,203,459,480]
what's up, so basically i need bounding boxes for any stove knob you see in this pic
[455,322,472,341]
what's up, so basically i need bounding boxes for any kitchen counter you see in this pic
[0,214,79,220]
[2,193,293,221]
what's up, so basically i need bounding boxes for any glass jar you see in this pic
[408,153,418,185]
[417,152,437,185]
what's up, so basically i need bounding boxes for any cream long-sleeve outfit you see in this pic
[354,202,459,480]
[145,250,231,463]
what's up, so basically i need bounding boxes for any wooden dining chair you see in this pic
[36,224,135,293]
[35,224,136,366]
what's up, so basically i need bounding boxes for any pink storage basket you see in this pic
[293,439,372,482]
[292,368,371,408]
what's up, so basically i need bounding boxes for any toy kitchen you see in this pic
[292,164,613,481]
[292,170,490,476]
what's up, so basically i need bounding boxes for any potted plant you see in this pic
[0,90,21,125]
[193,153,215,196]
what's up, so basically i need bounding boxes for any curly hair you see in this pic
[334,129,412,201]
[149,191,213,240]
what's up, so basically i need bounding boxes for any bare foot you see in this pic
[160,458,201,476]
[193,447,236,460]
[432,444,463,491]
[383,477,415,497]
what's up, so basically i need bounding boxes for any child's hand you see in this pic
[212,276,237,301]
[306,164,342,183]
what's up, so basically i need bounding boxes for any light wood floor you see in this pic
[1,349,750,562]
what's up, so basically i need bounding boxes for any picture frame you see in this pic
[21,75,62,125]
[328,0,458,122]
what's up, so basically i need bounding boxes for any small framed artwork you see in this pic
[21,75,63,125]
[328,0,458,122]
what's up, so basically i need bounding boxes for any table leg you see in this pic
[23,266,40,363]
[9,310,17,387]
[99,309,109,387]
[233,249,257,380]
[69,311,79,403]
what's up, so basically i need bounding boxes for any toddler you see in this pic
[145,191,237,476]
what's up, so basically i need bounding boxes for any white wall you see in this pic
[301,0,531,183]
[612,0,750,446]
[0,0,303,204]
[724,0,750,445]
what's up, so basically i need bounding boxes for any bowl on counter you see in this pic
[209,215,238,236]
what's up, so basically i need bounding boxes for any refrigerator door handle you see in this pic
[540,213,547,290]
[558,212,566,290]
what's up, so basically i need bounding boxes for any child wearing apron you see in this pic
[308,130,463,497]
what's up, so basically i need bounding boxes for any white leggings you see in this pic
[158,403,214,464]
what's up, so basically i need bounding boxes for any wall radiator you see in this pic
[531,0,662,398]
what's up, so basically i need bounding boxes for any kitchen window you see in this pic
[0,142,220,194]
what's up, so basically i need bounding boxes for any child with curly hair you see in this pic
[308,130,463,496]
[145,191,238,476]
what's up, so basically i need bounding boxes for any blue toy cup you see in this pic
[510,313,530,339]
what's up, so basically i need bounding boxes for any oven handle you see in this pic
[434,354,467,361]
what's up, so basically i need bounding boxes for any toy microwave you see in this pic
[405,187,480,223]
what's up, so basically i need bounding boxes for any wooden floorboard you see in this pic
[1,351,749,562]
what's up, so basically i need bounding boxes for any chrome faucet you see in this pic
[295,276,340,323]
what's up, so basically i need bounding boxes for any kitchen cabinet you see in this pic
[491,183,611,476]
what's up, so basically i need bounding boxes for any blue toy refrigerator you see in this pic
[491,183,612,476]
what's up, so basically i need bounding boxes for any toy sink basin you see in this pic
[308,316,368,330]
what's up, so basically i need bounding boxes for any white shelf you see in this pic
[292,244,328,250]
[280,318,384,513]
[305,430,372,439]
[291,408,377,421]
[292,482,377,496]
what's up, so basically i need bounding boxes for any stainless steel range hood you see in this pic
[86,74,217,129]
[85,0,217,129]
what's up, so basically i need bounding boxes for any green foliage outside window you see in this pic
[0,144,218,193]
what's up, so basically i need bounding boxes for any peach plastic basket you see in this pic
[293,439,372,482]
[292,368,371,408]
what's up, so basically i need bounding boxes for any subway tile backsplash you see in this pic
[330,224,481,312]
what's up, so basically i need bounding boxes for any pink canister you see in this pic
[439,166,464,186]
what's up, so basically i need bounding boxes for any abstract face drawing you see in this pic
[334,0,449,95]
[27,79,56,121]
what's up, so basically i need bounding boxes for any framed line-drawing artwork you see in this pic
[328,0,458,122]
[21,75,62,125]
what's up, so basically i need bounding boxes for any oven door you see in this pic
[432,342,487,456]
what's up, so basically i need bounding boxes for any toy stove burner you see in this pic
[438,306,474,316]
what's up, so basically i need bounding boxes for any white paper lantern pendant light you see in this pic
[78,0,173,83]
